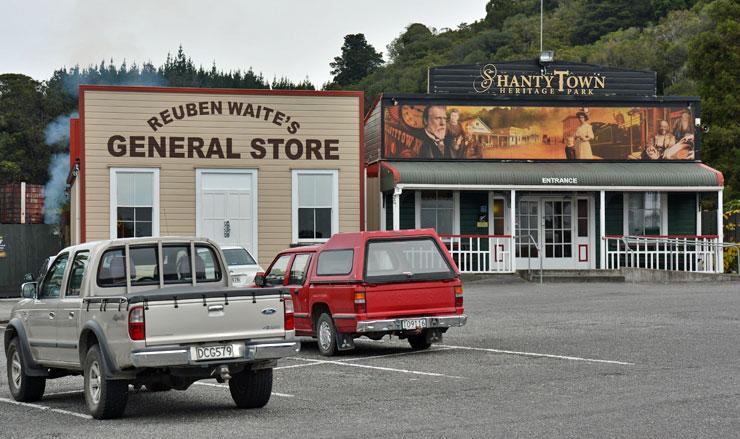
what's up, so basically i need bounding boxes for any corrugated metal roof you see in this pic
[380,161,722,191]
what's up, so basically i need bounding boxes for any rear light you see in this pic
[128,306,145,341]
[454,286,463,308]
[283,297,295,331]
[354,289,366,314]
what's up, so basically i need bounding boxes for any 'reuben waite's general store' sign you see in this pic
[429,61,657,98]
[106,100,340,160]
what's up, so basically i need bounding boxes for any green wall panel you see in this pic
[460,192,489,235]
[383,191,417,230]
[668,192,697,235]
[605,192,623,235]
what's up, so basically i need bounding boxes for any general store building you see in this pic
[364,62,725,273]
[68,86,363,266]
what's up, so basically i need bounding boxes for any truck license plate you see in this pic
[402,319,427,330]
[191,344,240,361]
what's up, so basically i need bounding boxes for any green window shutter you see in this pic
[668,192,697,235]
[459,192,489,235]
[605,192,623,235]
[400,191,415,230]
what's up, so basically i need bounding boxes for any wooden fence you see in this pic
[0,224,64,297]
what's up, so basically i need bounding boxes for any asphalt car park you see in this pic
[2,279,739,438]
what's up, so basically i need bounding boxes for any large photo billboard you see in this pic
[383,104,697,161]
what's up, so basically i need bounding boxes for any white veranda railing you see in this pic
[604,235,722,273]
[441,235,514,273]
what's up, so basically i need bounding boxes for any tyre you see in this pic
[229,368,273,409]
[145,382,172,392]
[316,313,338,356]
[6,337,46,402]
[408,332,432,351]
[83,345,129,419]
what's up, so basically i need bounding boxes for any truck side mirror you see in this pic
[21,282,37,299]
[254,272,266,287]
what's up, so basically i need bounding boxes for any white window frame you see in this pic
[292,169,339,243]
[414,190,460,235]
[109,168,160,239]
[623,192,667,236]
[488,192,508,236]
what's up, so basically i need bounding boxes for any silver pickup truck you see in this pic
[4,237,299,419]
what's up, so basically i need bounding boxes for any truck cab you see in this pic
[255,229,467,356]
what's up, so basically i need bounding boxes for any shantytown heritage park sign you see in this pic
[428,61,657,98]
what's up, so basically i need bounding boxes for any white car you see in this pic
[220,245,263,287]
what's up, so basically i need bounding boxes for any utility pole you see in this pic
[540,0,544,52]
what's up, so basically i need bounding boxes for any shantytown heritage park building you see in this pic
[364,61,725,273]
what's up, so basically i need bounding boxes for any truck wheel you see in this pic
[84,345,129,419]
[408,333,432,351]
[229,368,273,409]
[316,313,338,356]
[6,337,46,402]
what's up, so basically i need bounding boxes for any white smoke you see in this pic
[44,112,79,145]
[43,154,70,224]
[43,112,78,224]
[62,70,167,97]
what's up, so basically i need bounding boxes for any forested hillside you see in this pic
[331,0,738,200]
[0,0,737,202]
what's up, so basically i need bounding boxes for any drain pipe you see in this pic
[539,249,543,284]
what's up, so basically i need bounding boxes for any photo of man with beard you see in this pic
[419,105,452,159]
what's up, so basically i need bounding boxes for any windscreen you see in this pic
[222,248,257,266]
[365,238,454,283]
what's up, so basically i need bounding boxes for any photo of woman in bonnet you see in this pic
[574,110,594,159]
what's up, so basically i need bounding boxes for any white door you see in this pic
[197,170,257,256]
[542,198,574,269]
[573,196,596,269]
[515,199,540,269]
[516,196,594,270]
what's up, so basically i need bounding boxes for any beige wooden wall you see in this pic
[82,89,361,266]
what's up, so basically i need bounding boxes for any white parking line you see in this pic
[341,346,455,363]
[0,397,92,420]
[275,362,326,370]
[440,344,635,366]
[44,390,84,397]
[281,346,452,367]
[290,357,465,379]
[0,325,6,330]
[193,381,294,397]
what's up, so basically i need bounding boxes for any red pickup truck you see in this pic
[253,229,467,356]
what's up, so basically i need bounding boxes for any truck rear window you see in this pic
[364,238,454,283]
[316,249,354,276]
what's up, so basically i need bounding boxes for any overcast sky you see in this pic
[1,0,487,86]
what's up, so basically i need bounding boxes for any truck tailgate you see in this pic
[135,290,286,347]
[365,280,456,317]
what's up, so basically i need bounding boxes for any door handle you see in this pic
[48,312,55,319]
[68,311,75,319]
